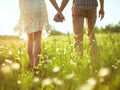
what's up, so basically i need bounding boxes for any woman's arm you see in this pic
[19,0,22,12]
[59,0,69,12]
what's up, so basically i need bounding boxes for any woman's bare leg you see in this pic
[27,33,34,69]
[33,31,42,68]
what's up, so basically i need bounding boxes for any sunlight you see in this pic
[42,30,50,39]
[0,0,19,35]
[0,0,120,36]
[19,34,28,40]
[0,0,73,36]
[19,30,50,41]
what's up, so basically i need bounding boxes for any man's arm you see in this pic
[49,0,60,12]
[59,0,69,13]
[99,0,104,9]
[99,0,104,20]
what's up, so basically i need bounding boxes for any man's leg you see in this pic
[72,6,84,56]
[86,9,97,59]
[86,9,100,75]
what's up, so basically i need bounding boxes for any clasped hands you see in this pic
[54,12,65,22]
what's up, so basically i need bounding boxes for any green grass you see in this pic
[0,33,120,90]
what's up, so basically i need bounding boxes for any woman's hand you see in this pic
[54,13,65,22]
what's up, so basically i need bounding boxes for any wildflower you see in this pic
[52,66,60,73]
[33,76,40,83]
[70,60,77,66]
[2,63,5,66]
[42,78,52,86]
[17,80,21,84]
[117,59,120,63]
[53,77,63,86]
[16,58,21,61]
[62,64,65,67]
[112,65,118,69]
[1,65,12,74]
[98,68,110,77]
[87,78,96,86]
[41,59,51,64]
[17,50,21,54]
[70,44,73,47]
[77,84,95,90]
[5,59,13,64]
[98,34,102,37]
[0,45,4,49]
[56,48,59,52]
[66,72,75,79]
[10,63,20,70]
[77,78,96,90]
[8,50,13,55]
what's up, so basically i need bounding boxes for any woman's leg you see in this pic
[33,31,42,67]
[27,33,34,69]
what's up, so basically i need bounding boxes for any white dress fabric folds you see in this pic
[14,0,48,34]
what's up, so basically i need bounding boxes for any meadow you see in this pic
[0,33,120,90]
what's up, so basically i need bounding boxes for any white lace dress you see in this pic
[14,0,48,34]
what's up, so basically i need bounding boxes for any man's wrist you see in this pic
[100,7,104,10]
[58,9,62,13]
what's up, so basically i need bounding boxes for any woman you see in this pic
[14,0,48,72]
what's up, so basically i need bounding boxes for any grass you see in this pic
[0,33,120,90]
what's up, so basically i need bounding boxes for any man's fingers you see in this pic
[99,9,104,20]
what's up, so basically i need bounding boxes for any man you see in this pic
[50,0,104,58]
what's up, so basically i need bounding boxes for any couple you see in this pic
[16,0,104,72]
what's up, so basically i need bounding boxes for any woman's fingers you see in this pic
[54,13,65,22]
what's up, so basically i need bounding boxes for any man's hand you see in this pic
[99,8,104,20]
[54,13,65,22]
